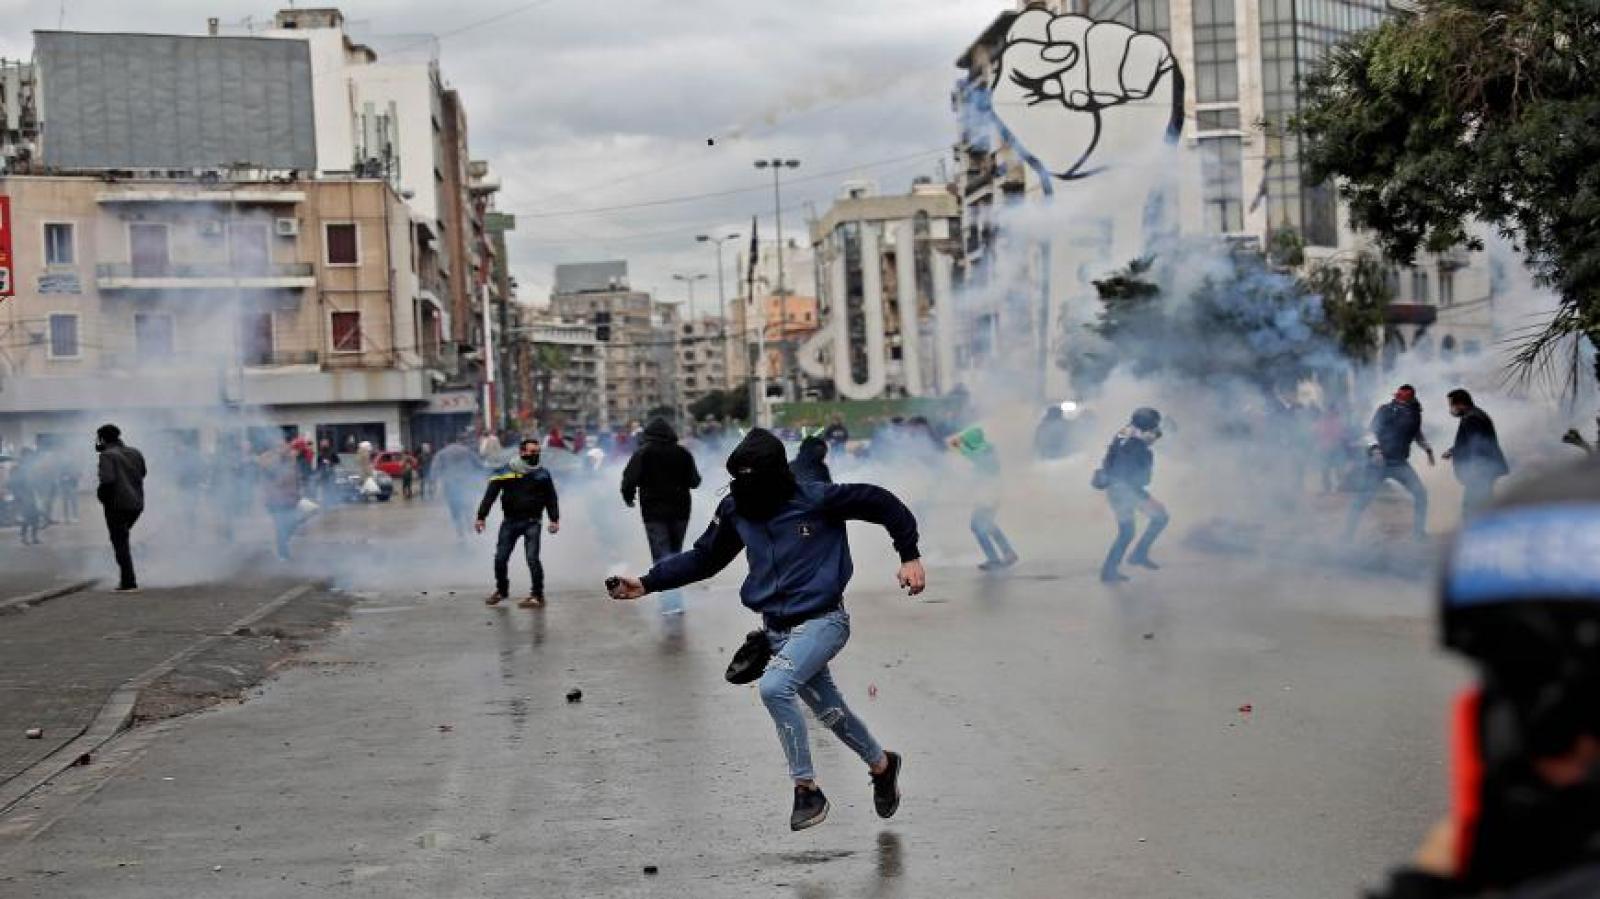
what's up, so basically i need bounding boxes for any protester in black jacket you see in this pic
[95,423,146,592]
[620,418,701,615]
[791,436,833,484]
[1442,389,1510,517]
[475,439,560,608]
[1097,408,1168,583]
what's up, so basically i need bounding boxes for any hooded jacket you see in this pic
[1102,426,1157,489]
[641,430,919,629]
[620,419,701,522]
[790,436,833,484]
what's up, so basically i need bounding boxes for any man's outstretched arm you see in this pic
[629,500,745,596]
[821,483,921,562]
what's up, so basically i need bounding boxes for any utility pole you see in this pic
[755,158,800,414]
[697,232,740,391]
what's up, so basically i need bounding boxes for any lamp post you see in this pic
[671,271,708,320]
[696,232,740,390]
[669,273,707,427]
[753,158,800,417]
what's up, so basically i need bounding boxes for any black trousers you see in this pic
[104,508,141,589]
[643,517,689,563]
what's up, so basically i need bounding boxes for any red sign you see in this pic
[0,196,12,298]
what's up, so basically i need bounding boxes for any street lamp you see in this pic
[753,158,800,418]
[671,272,709,320]
[697,231,740,392]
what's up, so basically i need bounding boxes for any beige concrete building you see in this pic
[548,263,678,428]
[676,316,731,409]
[0,174,440,451]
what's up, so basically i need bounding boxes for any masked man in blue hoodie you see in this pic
[608,428,925,832]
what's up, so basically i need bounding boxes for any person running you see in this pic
[1344,384,1435,540]
[1097,407,1169,583]
[790,435,833,485]
[1442,388,1510,518]
[95,423,146,593]
[607,428,922,831]
[620,418,701,616]
[431,436,482,539]
[949,425,1019,571]
[476,439,560,608]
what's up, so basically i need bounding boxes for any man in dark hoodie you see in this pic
[620,418,702,615]
[1098,407,1168,583]
[608,429,924,832]
[95,423,146,593]
[790,435,833,484]
[1442,389,1510,517]
[1345,384,1435,540]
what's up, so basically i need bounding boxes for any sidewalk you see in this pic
[0,578,349,792]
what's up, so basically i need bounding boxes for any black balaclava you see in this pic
[519,443,541,466]
[727,428,796,521]
[95,423,122,452]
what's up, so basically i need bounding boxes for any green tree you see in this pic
[528,344,569,427]
[1303,252,1393,366]
[1296,0,1600,388]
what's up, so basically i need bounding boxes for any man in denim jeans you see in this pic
[475,439,561,608]
[608,428,925,831]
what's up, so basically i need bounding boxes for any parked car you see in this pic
[373,451,417,479]
[331,454,394,503]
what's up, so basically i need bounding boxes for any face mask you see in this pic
[730,468,795,521]
[94,439,106,452]
[520,453,540,466]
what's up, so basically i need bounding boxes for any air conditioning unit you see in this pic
[275,218,299,237]
[199,219,225,237]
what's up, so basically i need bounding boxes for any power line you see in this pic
[510,147,948,220]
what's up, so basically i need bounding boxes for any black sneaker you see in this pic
[871,751,902,819]
[790,785,829,831]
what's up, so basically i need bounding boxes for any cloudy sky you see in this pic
[0,0,1007,314]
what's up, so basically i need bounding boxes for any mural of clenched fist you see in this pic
[991,9,1183,181]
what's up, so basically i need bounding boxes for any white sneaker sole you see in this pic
[791,799,830,831]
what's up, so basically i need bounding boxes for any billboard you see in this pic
[35,31,317,171]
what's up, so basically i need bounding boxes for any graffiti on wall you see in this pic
[989,10,1184,182]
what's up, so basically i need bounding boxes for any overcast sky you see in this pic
[0,0,1006,315]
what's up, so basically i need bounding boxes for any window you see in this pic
[1411,269,1430,304]
[1199,137,1245,233]
[129,223,170,277]
[240,312,274,366]
[325,223,358,265]
[230,222,271,275]
[1439,267,1456,307]
[134,313,175,359]
[44,223,75,266]
[331,311,362,353]
[47,313,79,358]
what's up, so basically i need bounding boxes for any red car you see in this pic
[372,451,417,478]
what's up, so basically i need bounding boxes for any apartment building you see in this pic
[803,180,960,400]
[0,174,436,451]
[676,317,730,409]
[547,262,677,428]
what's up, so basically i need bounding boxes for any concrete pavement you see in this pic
[0,492,1467,898]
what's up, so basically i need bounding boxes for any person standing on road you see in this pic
[620,418,701,616]
[949,425,1019,571]
[13,447,42,545]
[415,442,435,500]
[314,438,339,505]
[608,428,922,832]
[431,437,482,539]
[476,439,560,608]
[54,452,81,525]
[1344,384,1435,541]
[1097,407,1169,583]
[95,424,146,593]
[1442,389,1510,518]
[262,439,307,561]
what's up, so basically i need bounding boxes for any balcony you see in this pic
[96,261,315,291]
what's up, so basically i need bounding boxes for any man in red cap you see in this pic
[1345,384,1435,540]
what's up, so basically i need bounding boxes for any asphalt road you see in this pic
[0,488,1465,898]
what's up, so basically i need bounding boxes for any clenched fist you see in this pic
[990,9,1181,180]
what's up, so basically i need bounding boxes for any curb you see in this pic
[0,578,98,617]
[0,582,321,817]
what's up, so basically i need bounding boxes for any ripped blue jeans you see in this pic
[759,607,886,783]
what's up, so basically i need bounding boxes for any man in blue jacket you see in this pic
[608,428,925,832]
[1345,384,1435,541]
